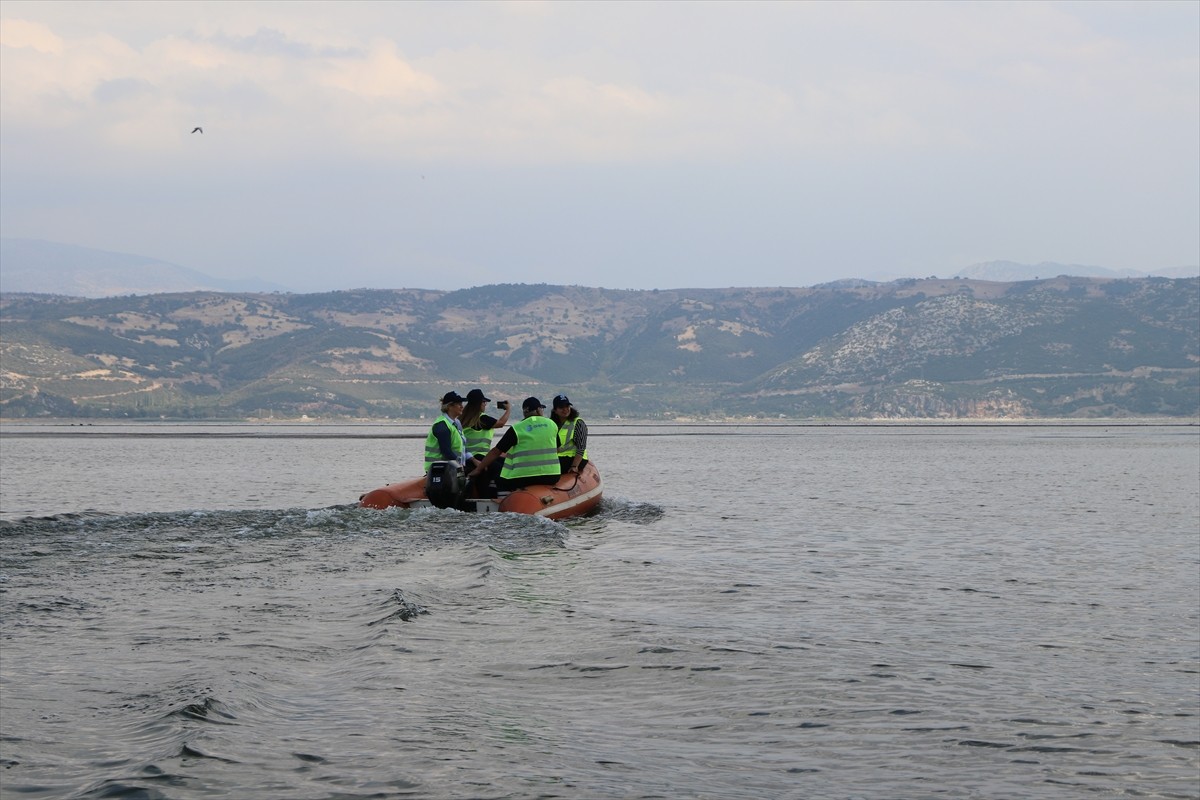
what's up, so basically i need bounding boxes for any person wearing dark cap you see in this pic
[460,388,511,460]
[550,394,589,475]
[424,390,469,473]
[468,396,561,490]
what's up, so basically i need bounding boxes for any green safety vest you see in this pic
[424,414,464,471]
[500,416,561,480]
[462,421,494,457]
[557,417,589,460]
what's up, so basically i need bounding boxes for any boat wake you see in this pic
[1,493,662,537]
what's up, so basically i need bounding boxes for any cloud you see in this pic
[0,17,62,53]
[0,1,1195,290]
[3,2,1196,171]
[202,26,360,59]
[318,38,442,100]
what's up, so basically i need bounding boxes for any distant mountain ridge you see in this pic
[954,260,1198,282]
[0,238,289,297]
[2,277,1196,420]
[1,237,1195,297]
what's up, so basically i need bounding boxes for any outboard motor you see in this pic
[425,461,465,509]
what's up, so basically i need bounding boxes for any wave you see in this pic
[0,504,652,589]
[0,495,662,540]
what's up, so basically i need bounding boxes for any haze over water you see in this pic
[1,422,1197,798]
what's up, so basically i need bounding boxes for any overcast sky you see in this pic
[1,1,1197,292]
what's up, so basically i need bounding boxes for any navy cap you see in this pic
[440,391,465,404]
[553,394,572,408]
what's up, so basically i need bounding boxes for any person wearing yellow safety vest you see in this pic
[460,388,511,459]
[424,391,471,473]
[460,388,511,496]
[467,397,561,490]
[550,393,589,475]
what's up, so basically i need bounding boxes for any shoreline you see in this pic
[2,416,1197,440]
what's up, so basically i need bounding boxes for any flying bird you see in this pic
[191,127,203,134]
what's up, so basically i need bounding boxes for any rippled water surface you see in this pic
[1,422,1197,799]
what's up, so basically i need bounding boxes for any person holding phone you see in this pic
[461,389,511,460]
[460,389,511,494]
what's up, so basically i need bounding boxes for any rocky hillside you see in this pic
[1,277,1197,419]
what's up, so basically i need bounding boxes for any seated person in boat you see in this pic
[550,393,589,475]
[424,391,472,473]
[461,388,511,493]
[467,397,561,490]
[461,388,511,460]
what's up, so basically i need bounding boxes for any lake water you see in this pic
[1,422,1197,799]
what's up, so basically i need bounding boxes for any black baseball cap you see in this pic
[522,396,545,412]
[553,394,571,408]
[440,391,465,404]
[466,388,490,403]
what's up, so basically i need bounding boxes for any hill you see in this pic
[1,277,1197,419]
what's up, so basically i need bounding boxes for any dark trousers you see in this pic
[497,473,561,490]
[468,455,505,498]
[559,457,588,474]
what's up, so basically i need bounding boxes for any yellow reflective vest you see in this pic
[463,421,494,457]
[557,417,588,460]
[500,416,560,480]
[424,414,464,471]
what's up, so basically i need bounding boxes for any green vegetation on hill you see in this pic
[1,277,1197,419]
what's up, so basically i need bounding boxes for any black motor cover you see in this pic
[425,461,465,509]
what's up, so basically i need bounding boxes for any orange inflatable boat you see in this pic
[360,462,603,520]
